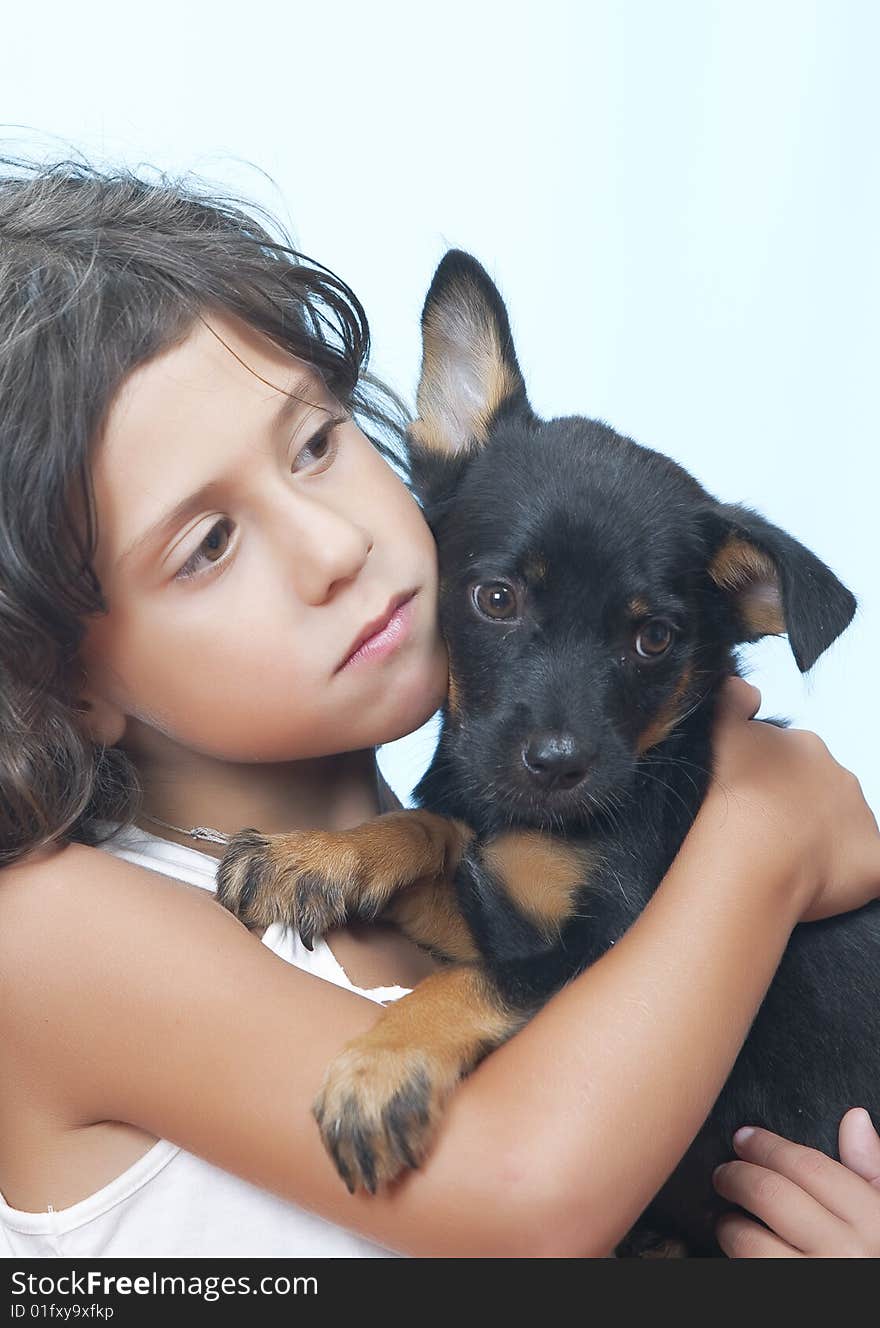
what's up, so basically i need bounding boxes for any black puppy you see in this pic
[216,250,877,1256]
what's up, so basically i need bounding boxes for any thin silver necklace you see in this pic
[139,771,392,847]
[140,812,231,846]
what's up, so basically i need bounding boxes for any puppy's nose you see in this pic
[521,732,595,791]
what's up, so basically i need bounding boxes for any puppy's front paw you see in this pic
[312,1039,457,1194]
[215,826,367,948]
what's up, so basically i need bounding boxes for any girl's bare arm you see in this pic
[2,684,877,1257]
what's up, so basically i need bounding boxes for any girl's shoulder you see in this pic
[0,829,375,1113]
[0,834,233,989]
[0,837,214,958]
[0,835,211,893]
[0,840,240,1110]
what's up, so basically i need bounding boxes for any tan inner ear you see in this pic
[410,281,520,455]
[708,536,786,636]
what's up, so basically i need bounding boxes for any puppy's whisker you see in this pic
[631,767,695,821]
[605,864,633,910]
[672,688,714,725]
[638,755,705,800]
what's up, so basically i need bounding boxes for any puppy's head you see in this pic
[407,250,856,828]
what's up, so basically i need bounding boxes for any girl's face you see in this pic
[77,309,449,764]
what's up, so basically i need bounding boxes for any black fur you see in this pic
[405,249,873,1256]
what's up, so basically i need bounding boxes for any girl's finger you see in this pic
[732,1125,880,1231]
[839,1108,880,1187]
[716,675,762,720]
[713,1159,843,1255]
[716,1211,803,1259]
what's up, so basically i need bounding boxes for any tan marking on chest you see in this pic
[481,829,592,933]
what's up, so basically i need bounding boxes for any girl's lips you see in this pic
[337,591,418,671]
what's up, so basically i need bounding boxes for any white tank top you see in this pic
[0,818,412,1258]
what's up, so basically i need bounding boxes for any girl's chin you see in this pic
[390,674,449,740]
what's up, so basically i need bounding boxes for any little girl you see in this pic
[0,155,877,1259]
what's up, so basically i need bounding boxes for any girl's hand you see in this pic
[713,1109,880,1257]
[705,678,880,922]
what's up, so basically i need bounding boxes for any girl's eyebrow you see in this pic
[118,388,310,569]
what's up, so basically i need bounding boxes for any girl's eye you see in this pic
[291,412,348,472]
[634,618,676,659]
[472,580,520,621]
[173,413,348,583]
[175,517,234,581]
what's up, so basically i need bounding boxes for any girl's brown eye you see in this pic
[292,412,349,472]
[634,618,675,658]
[175,518,234,581]
[472,581,519,620]
[202,522,230,563]
[306,426,334,463]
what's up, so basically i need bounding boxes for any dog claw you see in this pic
[312,1044,445,1194]
[214,827,272,920]
[298,917,316,951]
[215,829,362,942]
[337,1158,356,1195]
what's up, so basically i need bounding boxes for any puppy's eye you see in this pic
[634,618,675,658]
[472,581,519,621]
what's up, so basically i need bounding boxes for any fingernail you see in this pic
[733,1126,756,1147]
[712,1163,729,1184]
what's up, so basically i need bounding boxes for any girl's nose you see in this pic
[272,489,373,602]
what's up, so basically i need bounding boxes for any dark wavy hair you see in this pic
[0,152,414,867]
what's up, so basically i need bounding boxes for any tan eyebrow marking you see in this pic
[522,553,549,583]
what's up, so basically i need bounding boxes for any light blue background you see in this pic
[5,0,877,812]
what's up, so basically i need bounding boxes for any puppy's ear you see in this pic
[410,249,536,457]
[704,503,856,672]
